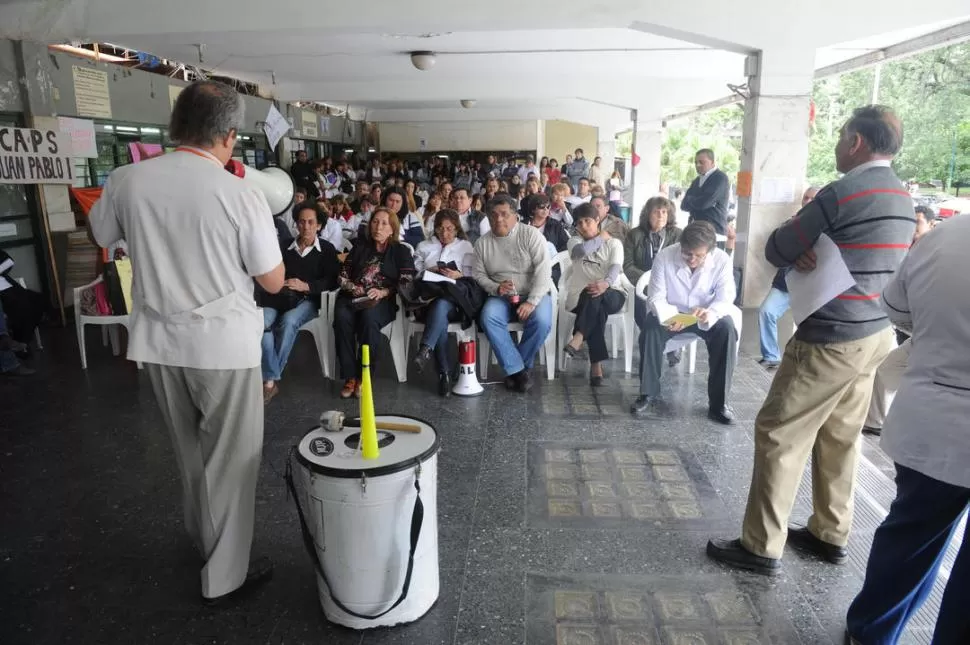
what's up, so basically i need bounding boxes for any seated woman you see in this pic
[623,196,682,366]
[411,209,482,396]
[333,207,414,398]
[330,194,356,246]
[260,201,340,404]
[562,204,626,386]
[383,187,425,248]
[420,193,443,240]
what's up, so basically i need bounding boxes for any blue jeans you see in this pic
[847,464,970,644]
[758,287,790,362]
[479,295,552,375]
[420,298,460,374]
[261,300,318,381]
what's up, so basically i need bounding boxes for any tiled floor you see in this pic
[0,323,957,644]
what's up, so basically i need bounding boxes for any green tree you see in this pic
[660,106,743,189]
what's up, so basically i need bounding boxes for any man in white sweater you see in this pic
[474,194,553,392]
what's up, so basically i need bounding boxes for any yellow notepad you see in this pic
[662,313,698,327]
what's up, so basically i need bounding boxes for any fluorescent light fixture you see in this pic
[367,147,376,153]
[101,125,114,131]
[437,154,449,159]
[344,149,355,153]
[116,126,139,132]
[141,127,161,134]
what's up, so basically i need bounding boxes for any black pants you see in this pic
[333,295,395,380]
[0,283,46,343]
[635,306,737,408]
[571,289,626,364]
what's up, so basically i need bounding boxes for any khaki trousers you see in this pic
[146,363,264,599]
[740,328,894,559]
[863,338,910,429]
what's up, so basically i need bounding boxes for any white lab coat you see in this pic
[880,216,970,488]
[413,237,475,276]
[647,244,735,331]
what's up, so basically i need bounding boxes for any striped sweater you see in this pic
[766,162,915,344]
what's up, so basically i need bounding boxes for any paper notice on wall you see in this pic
[72,66,113,119]
[168,85,184,110]
[57,116,98,158]
[0,126,75,184]
[0,222,18,238]
[759,177,795,204]
[786,234,857,324]
[302,111,318,138]
[419,138,428,151]
[320,116,330,136]
[263,104,289,151]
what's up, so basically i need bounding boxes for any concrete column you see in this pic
[735,47,814,306]
[631,127,662,220]
[596,135,615,186]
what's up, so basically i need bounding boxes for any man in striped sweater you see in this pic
[708,105,916,575]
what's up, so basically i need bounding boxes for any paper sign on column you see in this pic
[302,111,318,138]
[419,138,428,151]
[785,233,857,324]
[263,104,289,151]
[57,117,98,158]
[72,66,113,118]
[759,177,795,204]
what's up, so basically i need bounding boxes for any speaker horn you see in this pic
[225,160,295,216]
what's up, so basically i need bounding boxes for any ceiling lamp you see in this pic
[410,51,436,71]
[460,99,476,108]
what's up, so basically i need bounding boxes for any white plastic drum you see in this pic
[294,415,440,629]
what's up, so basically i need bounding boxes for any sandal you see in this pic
[263,383,279,405]
[562,344,580,358]
[340,378,358,399]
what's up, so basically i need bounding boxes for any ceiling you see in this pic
[1,0,968,132]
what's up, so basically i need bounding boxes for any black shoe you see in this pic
[504,375,517,390]
[761,361,780,370]
[708,405,735,425]
[563,344,579,359]
[706,538,781,576]
[514,369,534,393]
[438,372,452,397]
[413,345,433,374]
[202,557,274,607]
[786,527,848,565]
[862,426,882,437]
[666,350,681,367]
[590,374,604,387]
[630,395,655,416]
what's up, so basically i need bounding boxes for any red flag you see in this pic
[632,152,641,167]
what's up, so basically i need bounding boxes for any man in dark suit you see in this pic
[680,148,730,235]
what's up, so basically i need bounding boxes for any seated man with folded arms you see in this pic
[474,193,553,393]
[630,220,738,425]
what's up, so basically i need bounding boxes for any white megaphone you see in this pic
[225,160,295,216]
[452,338,484,397]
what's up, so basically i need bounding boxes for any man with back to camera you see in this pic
[707,105,915,576]
[680,148,730,235]
[88,80,285,605]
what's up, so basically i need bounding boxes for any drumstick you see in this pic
[343,420,423,434]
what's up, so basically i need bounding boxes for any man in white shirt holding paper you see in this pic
[631,220,738,425]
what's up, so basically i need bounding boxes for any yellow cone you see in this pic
[359,344,379,460]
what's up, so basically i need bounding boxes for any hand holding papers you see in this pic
[786,233,857,324]
[663,312,699,328]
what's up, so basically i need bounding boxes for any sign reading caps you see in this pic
[302,111,319,138]
[0,127,75,184]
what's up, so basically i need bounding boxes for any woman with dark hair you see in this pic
[333,207,415,398]
[404,178,424,214]
[411,209,483,395]
[260,201,340,404]
[421,193,443,240]
[624,195,683,366]
[545,158,561,185]
[382,187,425,247]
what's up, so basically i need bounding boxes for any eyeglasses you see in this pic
[436,225,457,233]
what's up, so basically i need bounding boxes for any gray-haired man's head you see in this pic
[169,81,245,161]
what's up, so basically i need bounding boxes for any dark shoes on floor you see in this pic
[666,350,681,367]
[413,345,433,374]
[590,373,604,387]
[758,358,780,369]
[438,372,452,397]
[562,344,579,359]
[707,405,735,425]
[862,426,882,437]
[202,557,274,608]
[630,395,657,417]
[706,538,781,576]
[505,369,533,393]
[786,526,848,565]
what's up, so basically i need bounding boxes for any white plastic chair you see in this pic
[477,259,559,382]
[13,278,42,350]
[633,271,742,374]
[297,290,338,380]
[73,276,142,370]
[556,256,635,373]
[404,305,476,363]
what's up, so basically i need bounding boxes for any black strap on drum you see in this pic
[284,447,425,620]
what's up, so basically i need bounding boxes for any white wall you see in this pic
[378,121,539,153]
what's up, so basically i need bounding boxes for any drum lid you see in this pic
[296,415,439,478]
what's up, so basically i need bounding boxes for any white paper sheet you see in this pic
[422,270,455,285]
[263,105,290,151]
[785,233,857,324]
[759,177,795,204]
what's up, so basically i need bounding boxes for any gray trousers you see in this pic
[146,363,263,599]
